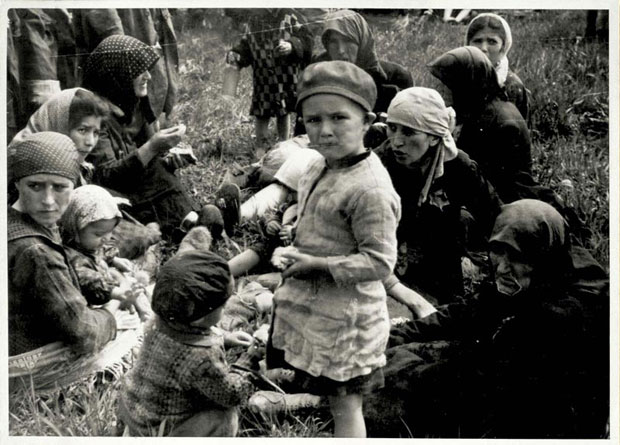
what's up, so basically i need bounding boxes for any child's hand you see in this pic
[111,280,133,302]
[279,225,294,245]
[226,330,254,347]
[266,220,282,236]
[275,40,292,56]
[112,257,134,273]
[281,251,328,279]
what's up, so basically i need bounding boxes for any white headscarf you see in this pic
[465,13,513,87]
[387,87,459,206]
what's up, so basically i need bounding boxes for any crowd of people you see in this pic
[7,8,609,439]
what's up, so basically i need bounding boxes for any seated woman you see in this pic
[367,199,609,438]
[8,132,122,358]
[429,46,533,204]
[465,13,529,120]
[373,87,502,305]
[315,9,414,113]
[9,87,161,259]
[82,35,198,238]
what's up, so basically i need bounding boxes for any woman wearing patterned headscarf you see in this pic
[370,199,608,438]
[82,35,197,238]
[373,87,501,305]
[8,132,119,357]
[315,10,413,112]
[465,12,529,120]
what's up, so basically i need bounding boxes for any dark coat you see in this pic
[429,46,533,203]
[366,206,609,438]
[375,140,502,303]
[8,207,117,356]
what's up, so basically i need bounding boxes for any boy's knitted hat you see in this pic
[152,250,232,323]
[296,61,377,112]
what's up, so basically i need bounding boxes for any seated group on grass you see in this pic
[7,10,608,440]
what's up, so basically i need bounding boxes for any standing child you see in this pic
[268,61,401,437]
[227,9,313,156]
[118,250,258,437]
[60,184,153,320]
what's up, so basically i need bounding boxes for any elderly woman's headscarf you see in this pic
[387,87,458,206]
[321,10,387,83]
[490,199,572,284]
[428,46,501,118]
[465,13,513,87]
[8,132,81,186]
[83,35,159,123]
[60,184,123,247]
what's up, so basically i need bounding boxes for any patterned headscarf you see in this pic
[9,88,85,147]
[321,10,387,83]
[465,13,513,87]
[83,35,159,120]
[8,132,81,185]
[387,87,458,206]
[60,184,122,246]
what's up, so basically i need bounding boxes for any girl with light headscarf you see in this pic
[465,12,529,120]
[61,184,153,320]
[374,87,502,304]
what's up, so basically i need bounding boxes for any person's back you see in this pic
[118,250,258,437]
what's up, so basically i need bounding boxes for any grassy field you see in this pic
[8,8,609,437]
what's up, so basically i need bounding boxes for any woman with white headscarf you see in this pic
[465,12,529,120]
[374,87,502,304]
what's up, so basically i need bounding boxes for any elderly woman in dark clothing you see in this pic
[315,9,414,113]
[82,35,197,237]
[8,132,119,357]
[429,46,533,204]
[373,87,502,305]
[366,199,609,438]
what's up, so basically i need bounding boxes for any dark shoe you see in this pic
[199,204,225,240]
[215,183,241,236]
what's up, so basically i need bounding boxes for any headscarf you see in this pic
[490,199,570,278]
[152,250,232,324]
[321,10,387,82]
[60,185,123,246]
[9,88,87,148]
[465,13,513,87]
[83,35,159,122]
[428,46,501,117]
[387,87,458,206]
[8,132,81,185]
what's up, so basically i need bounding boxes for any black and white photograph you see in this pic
[2,1,618,441]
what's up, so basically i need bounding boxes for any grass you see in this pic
[8,8,609,437]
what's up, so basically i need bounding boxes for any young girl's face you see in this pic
[69,116,102,163]
[77,218,117,252]
[469,27,504,66]
[387,122,438,167]
[302,94,371,164]
[325,32,359,64]
[133,71,152,98]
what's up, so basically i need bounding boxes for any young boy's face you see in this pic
[302,94,372,165]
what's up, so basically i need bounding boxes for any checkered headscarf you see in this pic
[8,132,81,185]
[83,35,159,118]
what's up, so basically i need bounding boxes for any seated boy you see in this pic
[117,250,258,437]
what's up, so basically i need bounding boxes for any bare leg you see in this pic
[228,249,261,277]
[239,183,290,221]
[454,9,471,23]
[255,116,271,157]
[329,393,366,438]
[276,114,291,141]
